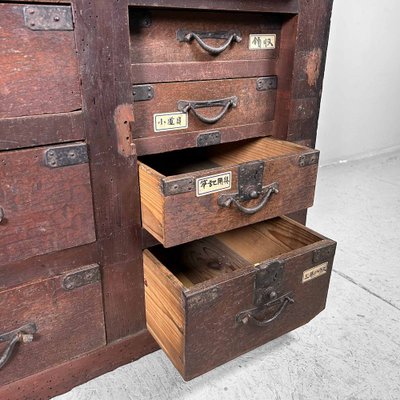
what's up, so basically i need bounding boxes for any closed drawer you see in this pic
[0,264,105,386]
[130,8,282,84]
[0,3,81,119]
[144,216,336,380]
[139,137,319,247]
[132,76,277,153]
[0,143,96,266]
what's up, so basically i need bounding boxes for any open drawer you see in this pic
[144,217,336,380]
[139,137,319,247]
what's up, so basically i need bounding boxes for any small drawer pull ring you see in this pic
[0,207,4,223]
[178,96,237,125]
[177,29,242,55]
[0,323,37,370]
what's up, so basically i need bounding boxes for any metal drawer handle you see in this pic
[177,96,237,124]
[218,182,279,215]
[177,29,242,55]
[0,323,37,370]
[0,207,4,223]
[237,293,294,327]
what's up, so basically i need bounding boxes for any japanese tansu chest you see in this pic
[131,5,336,380]
[0,0,334,396]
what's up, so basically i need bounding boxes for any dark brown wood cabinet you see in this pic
[0,0,334,398]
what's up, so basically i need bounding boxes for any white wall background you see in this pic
[316,0,400,165]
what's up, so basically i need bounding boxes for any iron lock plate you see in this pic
[62,264,101,291]
[44,143,88,168]
[254,261,284,306]
[238,160,265,201]
[23,5,73,31]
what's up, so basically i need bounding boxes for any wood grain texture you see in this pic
[131,59,276,85]
[0,329,158,400]
[287,0,334,146]
[0,144,96,266]
[134,121,273,156]
[138,164,165,242]
[139,137,319,247]
[132,77,276,139]
[0,111,84,151]
[73,0,147,341]
[128,0,299,14]
[0,243,97,292]
[143,250,185,372]
[144,217,336,379]
[0,4,81,119]
[273,15,298,139]
[0,267,106,387]
[130,9,280,81]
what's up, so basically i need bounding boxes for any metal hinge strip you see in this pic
[44,143,88,168]
[23,5,73,31]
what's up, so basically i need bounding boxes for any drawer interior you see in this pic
[149,217,322,289]
[144,216,334,379]
[139,137,310,177]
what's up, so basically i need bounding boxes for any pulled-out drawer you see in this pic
[0,264,105,386]
[144,217,336,380]
[0,143,96,266]
[130,8,282,83]
[0,3,81,119]
[139,137,319,247]
[132,76,277,153]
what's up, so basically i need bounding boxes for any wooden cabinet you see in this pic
[0,0,334,398]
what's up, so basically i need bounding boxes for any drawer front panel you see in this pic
[0,264,105,386]
[132,77,277,140]
[130,9,281,67]
[184,240,335,379]
[144,217,336,380]
[0,143,96,266]
[0,3,81,119]
[139,138,319,247]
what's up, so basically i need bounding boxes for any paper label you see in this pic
[196,172,232,197]
[302,262,329,283]
[154,112,188,132]
[249,34,276,50]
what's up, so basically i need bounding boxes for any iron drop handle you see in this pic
[177,96,237,125]
[0,323,37,370]
[177,29,242,55]
[0,207,4,223]
[218,182,279,215]
[237,294,294,327]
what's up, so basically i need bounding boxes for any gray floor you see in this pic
[55,151,400,400]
